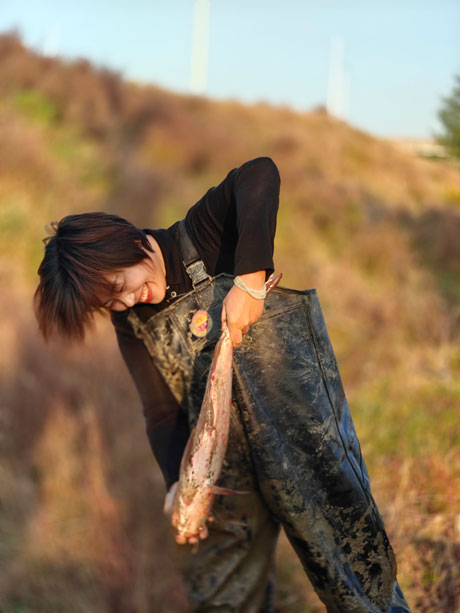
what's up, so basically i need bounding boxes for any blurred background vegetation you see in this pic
[0,32,459,612]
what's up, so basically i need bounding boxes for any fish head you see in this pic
[172,485,215,540]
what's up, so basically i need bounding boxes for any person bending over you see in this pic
[35,157,410,612]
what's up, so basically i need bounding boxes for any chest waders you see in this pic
[127,222,411,613]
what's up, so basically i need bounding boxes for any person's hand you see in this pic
[164,481,214,544]
[173,515,214,545]
[221,271,266,348]
[163,481,178,516]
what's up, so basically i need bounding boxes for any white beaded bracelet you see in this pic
[233,275,267,300]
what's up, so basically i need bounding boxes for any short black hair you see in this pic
[34,212,153,341]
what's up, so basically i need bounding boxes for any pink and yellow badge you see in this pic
[190,310,212,337]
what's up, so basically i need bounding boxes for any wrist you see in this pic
[233,273,266,300]
[237,271,266,290]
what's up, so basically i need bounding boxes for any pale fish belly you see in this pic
[172,327,233,543]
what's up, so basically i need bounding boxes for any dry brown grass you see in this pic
[1,32,459,612]
[0,292,187,612]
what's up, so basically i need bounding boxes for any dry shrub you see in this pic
[1,31,460,612]
[23,400,133,589]
[0,33,126,139]
[374,455,460,613]
[103,158,166,229]
[0,294,187,612]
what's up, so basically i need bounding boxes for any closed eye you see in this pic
[103,295,129,310]
[113,281,125,294]
[110,275,126,296]
[102,277,126,309]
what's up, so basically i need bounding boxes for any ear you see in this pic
[140,235,155,255]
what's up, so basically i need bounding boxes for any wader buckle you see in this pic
[178,219,212,289]
[185,260,211,288]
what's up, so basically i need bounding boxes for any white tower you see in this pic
[327,37,350,120]
[190,0,211,95]
[42,22,61,57]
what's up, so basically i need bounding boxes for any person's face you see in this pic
[104,240,167,311]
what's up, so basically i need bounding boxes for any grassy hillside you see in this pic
[1,33,459,612]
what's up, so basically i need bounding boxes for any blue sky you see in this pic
[0,0,459,138]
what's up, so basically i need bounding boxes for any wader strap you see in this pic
[177,219,211,289]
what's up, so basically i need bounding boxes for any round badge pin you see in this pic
[190,310,212,337]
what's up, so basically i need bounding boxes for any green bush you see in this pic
[437,74,460,158]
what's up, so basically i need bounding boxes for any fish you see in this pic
[167,324,234,544]
[164,272,282,545]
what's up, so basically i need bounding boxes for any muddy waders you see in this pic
[127,221,411,612]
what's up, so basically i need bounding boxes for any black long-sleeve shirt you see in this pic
[111,157,280,489]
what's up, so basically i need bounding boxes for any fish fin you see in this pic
[222,520,248,530]
[210,485,250,496]
[265,271,282,295]
[163,481,178,516]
